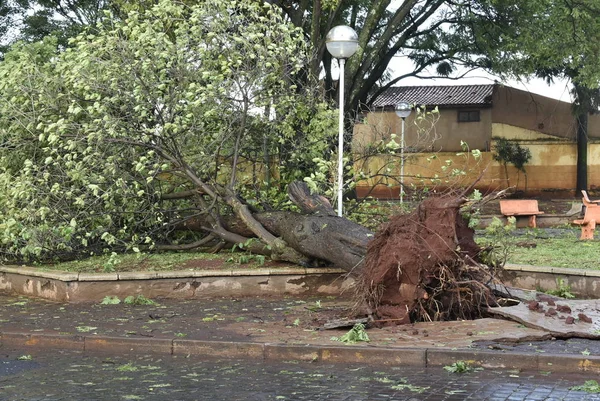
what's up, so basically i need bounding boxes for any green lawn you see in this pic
[14,228,600,273]
[506,236,600,269]
[475,227,600,270]
[28,251,235,273]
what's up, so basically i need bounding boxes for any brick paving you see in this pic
[1,349,599,401]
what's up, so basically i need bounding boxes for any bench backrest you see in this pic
[499,199,540,215]
[581,190,599,207]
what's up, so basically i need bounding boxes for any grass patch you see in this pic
[27,250,282,273]
[36,251,222,273]
[506,237,600,269]
[476,227,600,270]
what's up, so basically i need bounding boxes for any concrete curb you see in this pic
[3,263,600,301]
[0,265,352,302]
[0,265,347,281]
[503,264,600,298]
[3,331,600,373]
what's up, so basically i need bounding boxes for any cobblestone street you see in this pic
[1,349,599,400]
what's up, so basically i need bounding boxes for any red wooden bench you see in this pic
[499,199,544,228]
[573,190,600,240]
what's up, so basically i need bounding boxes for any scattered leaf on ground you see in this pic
[571,380,600,393]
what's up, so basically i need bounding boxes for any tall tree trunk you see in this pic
[576,112,588,193]
[573,82,593,194]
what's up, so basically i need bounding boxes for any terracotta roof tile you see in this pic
[372,84,495,108]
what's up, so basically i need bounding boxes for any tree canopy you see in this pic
[0,0,335,262]
[267,1,518,117]
[466,0,600,87]
[465,0,600,191]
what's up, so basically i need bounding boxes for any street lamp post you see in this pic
[395,102,411,204]
[325,25,359,217]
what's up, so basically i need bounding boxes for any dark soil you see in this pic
[357,195,495,325]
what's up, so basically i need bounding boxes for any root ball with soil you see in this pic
[355,194,498,325]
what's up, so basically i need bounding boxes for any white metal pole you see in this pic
[400,117,405,204]
[337,58,345,217]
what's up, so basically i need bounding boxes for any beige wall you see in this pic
[493,86,600,139]
[355,126,600,197]
[492,86,578,139]
[354,107,492,153]
[356,143,600,198]
[592,114,600,138]
[354,84,600,153]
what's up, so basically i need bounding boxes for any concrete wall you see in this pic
[0,266,353,302]
[502,264,600,299]
[492,85,600,139]
[492,86,578,139]
[355,136,600,198]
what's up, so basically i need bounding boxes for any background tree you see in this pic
[492,138,532,191]
[267,1,519,118]
[0,0,23,56]
[463,0,600,193]
[1,0,109,51]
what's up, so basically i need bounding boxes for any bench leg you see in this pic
[580,220,596,240]
[528,215,537,228]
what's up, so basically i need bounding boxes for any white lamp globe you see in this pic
[395,102,412,119]
[325,25,359,59]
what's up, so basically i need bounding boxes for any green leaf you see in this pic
[100,296,121,305]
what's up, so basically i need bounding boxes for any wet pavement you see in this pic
[3,293,600,400]
[4,292,600,356]
[1,348,599,401]
[0,295,556,349]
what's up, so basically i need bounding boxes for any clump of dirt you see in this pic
[356,194,497,325]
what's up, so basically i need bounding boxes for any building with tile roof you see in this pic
[371,84,495,109]
[352,84,600,198]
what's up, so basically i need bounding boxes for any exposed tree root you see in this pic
[355,193,500,325]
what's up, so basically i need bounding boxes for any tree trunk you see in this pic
[177,182,372,273]
[255,211,371,274]
[572,81,595,195]
[576,112,588,193]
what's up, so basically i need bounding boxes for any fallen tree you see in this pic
[0,1,403,276]
[178,179,507,326]
[177,181,373,272]
[0,0,509,326]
